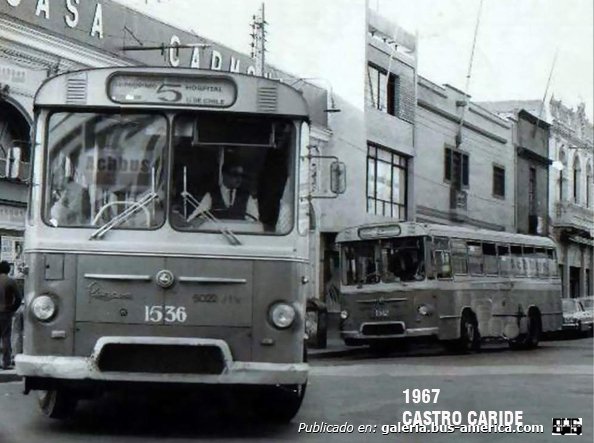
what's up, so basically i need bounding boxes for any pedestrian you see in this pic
[0,261,22,369]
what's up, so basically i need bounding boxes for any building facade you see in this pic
[481,99,594,298]
[415,78,514,232]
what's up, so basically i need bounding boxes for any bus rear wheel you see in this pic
[510,313,541,350]
[37,389,77,419]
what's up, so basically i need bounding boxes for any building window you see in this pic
[366,64,399,116]
[493,165,505,197]
[573,155,581,203]
[529,167,537,214]
[367,144,407,219]
[585,163,592,208]
[444,147,469,189]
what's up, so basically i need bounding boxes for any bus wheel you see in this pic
[510,313,541,350]
[37,389,77,419]
[456,312,480,353]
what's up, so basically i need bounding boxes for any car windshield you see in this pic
[341,237,426,285]
[562,299,579,312]
[169,113,295,235]
[44,112,167,229]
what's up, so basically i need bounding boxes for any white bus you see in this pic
[17,67,312,421]
[337,222,562,351]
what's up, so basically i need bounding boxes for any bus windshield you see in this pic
[170,113,294,234]
[43,112,295,235]
[342,236,426,285]
[45,112,167,229]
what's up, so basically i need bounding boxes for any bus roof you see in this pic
[336,222,557,249]
[34,67,309,119]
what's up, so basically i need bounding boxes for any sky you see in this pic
[115,0,594,120]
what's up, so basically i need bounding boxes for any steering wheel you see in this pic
[92,201,152,227]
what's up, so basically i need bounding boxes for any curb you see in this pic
[0,371,21,383]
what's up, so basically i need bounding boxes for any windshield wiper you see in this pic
[90,191,158,240]
[183,190,242,246]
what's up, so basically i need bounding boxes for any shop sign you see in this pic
[0,0,271,77]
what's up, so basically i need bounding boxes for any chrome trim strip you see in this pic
[84,273,152,281]
[29,248,308,263]
[356,298,408,304]
[439,315,461,320]
[179,277,247,284]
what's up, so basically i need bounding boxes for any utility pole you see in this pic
[250,3,267,76]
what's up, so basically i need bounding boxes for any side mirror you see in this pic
[330,161,346,194]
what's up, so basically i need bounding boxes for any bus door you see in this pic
[162,257,253,327]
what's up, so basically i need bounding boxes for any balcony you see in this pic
[0,158,30,183]
[553,201,594,234]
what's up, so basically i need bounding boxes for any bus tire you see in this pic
[255,382,307,423]
[453,311,480,353]
[510,311,541,350]
[37,389,77,419]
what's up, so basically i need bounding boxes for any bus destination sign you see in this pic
[108,74,236,107]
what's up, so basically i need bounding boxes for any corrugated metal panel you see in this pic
[66,74,87,104]
[257,85,277,112]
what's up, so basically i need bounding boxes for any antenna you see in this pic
[533,50,558,136]
[456,0,483,147]
[250,3,267,76]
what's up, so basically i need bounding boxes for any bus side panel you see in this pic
[251,261,306,364]
[23,253,76,357]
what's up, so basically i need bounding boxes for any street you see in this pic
[0,337,592,443]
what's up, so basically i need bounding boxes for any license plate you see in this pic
[372,306,389,318]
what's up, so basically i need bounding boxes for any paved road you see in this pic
[0,337,592,443]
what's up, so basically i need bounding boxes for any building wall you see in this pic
[415,78,514,231]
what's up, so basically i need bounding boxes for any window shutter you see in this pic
[462,154,469,187]
[445,148,452,181]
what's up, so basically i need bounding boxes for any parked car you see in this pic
[562,298,593,334]
[576,296,594,334]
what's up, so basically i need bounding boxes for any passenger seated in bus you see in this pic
[189,161,259,222]
[49,179,91,226]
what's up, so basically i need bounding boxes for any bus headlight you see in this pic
[340,310,350,320]
[31,295,57,321]
[269,302,296,329]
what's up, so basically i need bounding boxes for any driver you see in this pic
[194,162,259,221]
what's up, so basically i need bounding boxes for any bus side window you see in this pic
[483,242,498,275]
[497,244,511,276]
[523,246,536,277]
[451,239,468,275]
[510,245,525,277]
[467,241,484,275]
[434,237,452,279]
[548,249,559,277]
[535,247,548,278]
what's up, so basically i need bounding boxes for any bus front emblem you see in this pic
[156,270,175,288]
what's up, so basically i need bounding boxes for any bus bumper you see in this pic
[15,337,308,386]
[341,326,439,342]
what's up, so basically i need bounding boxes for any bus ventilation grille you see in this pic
[361,323,405,336]
[66,76,88,104]
[97,343,225,374]
[257,85,278,112]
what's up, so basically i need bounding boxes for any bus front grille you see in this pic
[361,322,405,336]
[97,343,226,374]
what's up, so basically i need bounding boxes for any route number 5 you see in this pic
[156,83,182,102]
